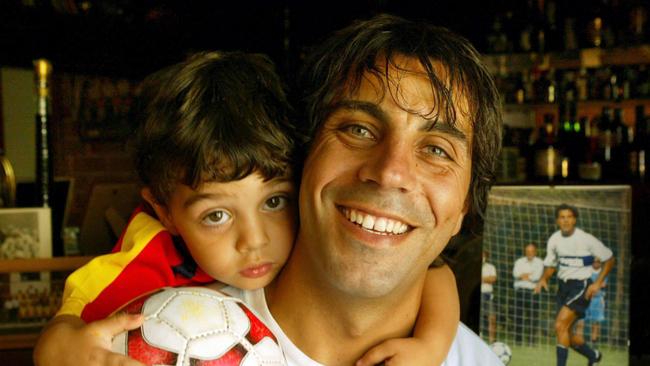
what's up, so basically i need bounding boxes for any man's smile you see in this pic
[338,206,412,235]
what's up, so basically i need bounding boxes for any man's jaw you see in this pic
[338,206,412,235]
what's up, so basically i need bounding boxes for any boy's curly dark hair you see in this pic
[132,51,296,204]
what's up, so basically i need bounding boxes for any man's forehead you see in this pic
[342,55,473,130]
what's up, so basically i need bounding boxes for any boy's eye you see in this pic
[264,195,289,211]
[202,210,231,226]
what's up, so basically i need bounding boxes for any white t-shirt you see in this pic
[512,256,544,290]
[223,287,504,366]
[481,262,497,293]
[543,227,613,280]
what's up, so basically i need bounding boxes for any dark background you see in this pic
[0,0,493,79]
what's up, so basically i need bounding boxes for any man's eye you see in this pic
[425,145,450,159]
[344,124,374,139]
[202,210,231,226]
[264,195,289,211]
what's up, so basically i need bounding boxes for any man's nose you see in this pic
[235,216,269,253]
[358,137,416,192]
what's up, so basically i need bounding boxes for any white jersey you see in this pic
[543,228,613,280]
[223,287,503,366]
[481,262,497,293]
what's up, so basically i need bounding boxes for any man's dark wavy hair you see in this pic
[297,14,502,222]
[555,203,579,219]
[133,51,296,204]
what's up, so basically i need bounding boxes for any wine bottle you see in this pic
[34,59,54,208]
[534,114,561,181]
[578,116,602,181]
[597,107,615,180]
[611,107,629,179]
[630,105,648,181]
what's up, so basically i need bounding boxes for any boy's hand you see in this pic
[356,338,439,366]
[34,313,145,366]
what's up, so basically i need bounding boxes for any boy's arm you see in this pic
[33,313,144,366]
[356,264,459,366]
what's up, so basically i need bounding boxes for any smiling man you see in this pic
[242,14,504,364]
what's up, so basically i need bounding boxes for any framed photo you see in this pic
[479,185,631,366]
[0,207,52,259]
[0,207,54,332]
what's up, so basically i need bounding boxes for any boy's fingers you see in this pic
[356,340,398,366]
[97,350,146,366]
[89,313,144,338]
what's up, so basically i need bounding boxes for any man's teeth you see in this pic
[346,208,408,234]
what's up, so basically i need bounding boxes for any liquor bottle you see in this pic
[576,68,589,101]
[534,114,561,181]
[628,2,648,45]
[630,105,648,181]
[34,59,54,208]
[611,107,629,179]
[538,68,557,103]
[597,107,612,179]
[544,0,560,52]
[579,116,603,181]
[584,0,605,47]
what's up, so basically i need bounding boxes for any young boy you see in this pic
[34,51,460,366]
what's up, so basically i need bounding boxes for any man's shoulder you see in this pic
[548,230,562,241]
[444,324,504,365]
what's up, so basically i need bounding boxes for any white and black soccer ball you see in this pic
[490,341,512,365]
[111,287,286,366]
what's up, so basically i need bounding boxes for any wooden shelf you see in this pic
[0,256,94,350]
[0,256,94,274]
[484,44,650,74]
[0,333,40,350]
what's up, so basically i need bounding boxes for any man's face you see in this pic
[297,56,473,297]
[525,244,537,260]
[556,209,577,236]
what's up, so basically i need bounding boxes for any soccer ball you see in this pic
[111,287,286,366]
[490,341,512,365]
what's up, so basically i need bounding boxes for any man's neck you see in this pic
[266,253,423,365]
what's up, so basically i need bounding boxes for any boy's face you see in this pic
[155,172,296,290]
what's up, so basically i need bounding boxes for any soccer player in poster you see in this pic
[535,203,615,366]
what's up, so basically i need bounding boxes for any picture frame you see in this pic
[0,207,52,259]
[479,185,631,366]
[0,207,54,332]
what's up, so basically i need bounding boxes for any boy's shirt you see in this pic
[58,205,214,322]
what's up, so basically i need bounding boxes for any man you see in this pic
[512,242,543,346]
[260,14,503,364]
[481,250,497,343]
[36,14,504,365]
[535,204,615,366]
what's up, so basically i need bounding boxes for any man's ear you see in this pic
[141,188,178,235]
